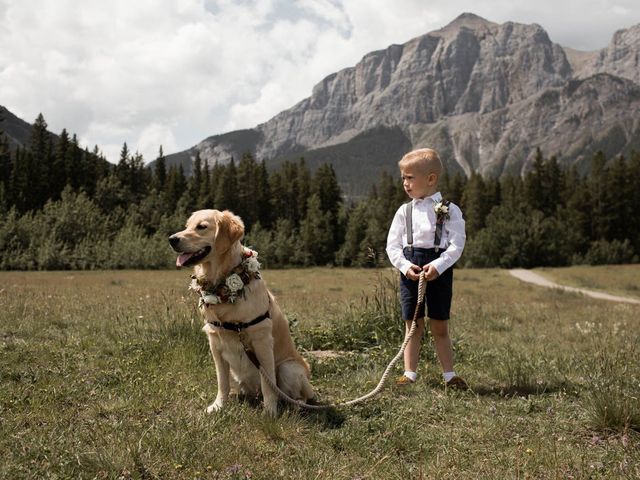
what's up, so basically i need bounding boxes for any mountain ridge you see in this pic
[168,12,615,191]
[167,12,640,188]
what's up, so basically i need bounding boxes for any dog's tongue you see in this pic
[176,252,194,268]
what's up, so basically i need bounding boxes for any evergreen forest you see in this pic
[1,114,639,270]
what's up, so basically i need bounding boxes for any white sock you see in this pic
[443,371,456,383]
[403,371,418,382]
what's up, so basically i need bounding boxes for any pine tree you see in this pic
[128,151,148,201]
[115,142,130,188]
[152,146,167,192]
[214,158,238,211]
[311,162,343,252]
[255,160,271,228]
[199,158,212,207]
[628,151,640,253]
[312,163,341,217]
[447,172,467,206]
[81,147,99,197]
[336,202,369,266]
[300,194,334,265]
[524,151,562,216]
[0,123,11,209]
[29,113,53,208]
[588,151,608,240]
[64,134,83,191]
[562,170,592,258]
[296,159,311,223]
[209,161,224,203]
[605,155,630,242]
[189,152,203,210]
[269,161,299,226]
[236,153,259,229]
[7,147,30,213]
[164,165,187,212]
[0,121,11,208]
[48,128,69,200]
[461,172,493,237]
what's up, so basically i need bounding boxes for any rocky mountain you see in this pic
[0,105,43,149]
[569,23,640,84]
[160,14,640,192]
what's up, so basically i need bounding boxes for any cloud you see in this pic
[612,5,631,15]
[1,0,639,163]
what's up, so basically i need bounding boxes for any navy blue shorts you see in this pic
[400,247,453,321]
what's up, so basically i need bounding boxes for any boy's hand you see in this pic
[405,265,422,281]
[423,264,440,281]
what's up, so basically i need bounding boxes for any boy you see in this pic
[386,148,467,389]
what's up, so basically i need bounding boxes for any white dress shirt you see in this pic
[386,192,466,276]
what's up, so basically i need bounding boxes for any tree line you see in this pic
[1,113,639,270]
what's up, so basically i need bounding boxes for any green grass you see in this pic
[1,266,639,479]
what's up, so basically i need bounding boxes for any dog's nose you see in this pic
[168,235,180,248]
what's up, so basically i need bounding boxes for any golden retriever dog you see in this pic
[169,209,315,416]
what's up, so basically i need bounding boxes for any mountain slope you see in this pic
[164,13,640,190]
[0,105,39,149]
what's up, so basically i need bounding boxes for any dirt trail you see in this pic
[508,269,640,305]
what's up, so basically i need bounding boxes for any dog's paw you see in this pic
[263,401,278,418]
[206,400,225,414]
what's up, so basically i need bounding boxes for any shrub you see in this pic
[579,239,637,265]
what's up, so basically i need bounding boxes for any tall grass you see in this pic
[294,272,402,352]
[584,343,640,433]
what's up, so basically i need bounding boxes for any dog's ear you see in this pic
[215,210,245,253]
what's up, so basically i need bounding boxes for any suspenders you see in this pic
[404,200,450,253]
[405,201,413,254]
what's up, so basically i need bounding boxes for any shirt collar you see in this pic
[412,192,442,205]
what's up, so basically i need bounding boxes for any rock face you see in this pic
[572,24,640,84]
[165,13,640,191]
[411,74,640,177]
[256,13,571,158]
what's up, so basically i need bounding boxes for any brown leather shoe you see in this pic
[395,375,416,386]
[445,376,469,390]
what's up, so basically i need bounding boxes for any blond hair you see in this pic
[398,148,443,176]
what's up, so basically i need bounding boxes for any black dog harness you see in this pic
[207,311,270,369]
[207,311,270,332]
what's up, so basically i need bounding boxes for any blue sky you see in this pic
[1,0,639,162]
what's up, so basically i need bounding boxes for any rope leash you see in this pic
[254,271,427,410]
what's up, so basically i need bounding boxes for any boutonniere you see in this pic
[434,201,450,224]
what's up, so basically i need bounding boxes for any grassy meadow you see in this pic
[535,265,640,300]
[1,266,639,479]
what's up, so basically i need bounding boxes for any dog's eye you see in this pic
[196,224,207,230]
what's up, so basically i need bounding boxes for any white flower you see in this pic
[434,202,448,214]
[434,202,450,220]
[226,273,245,292]
[245,257,261,273]
[203,293,220,305]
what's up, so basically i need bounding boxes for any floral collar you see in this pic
[189,249,261,307]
